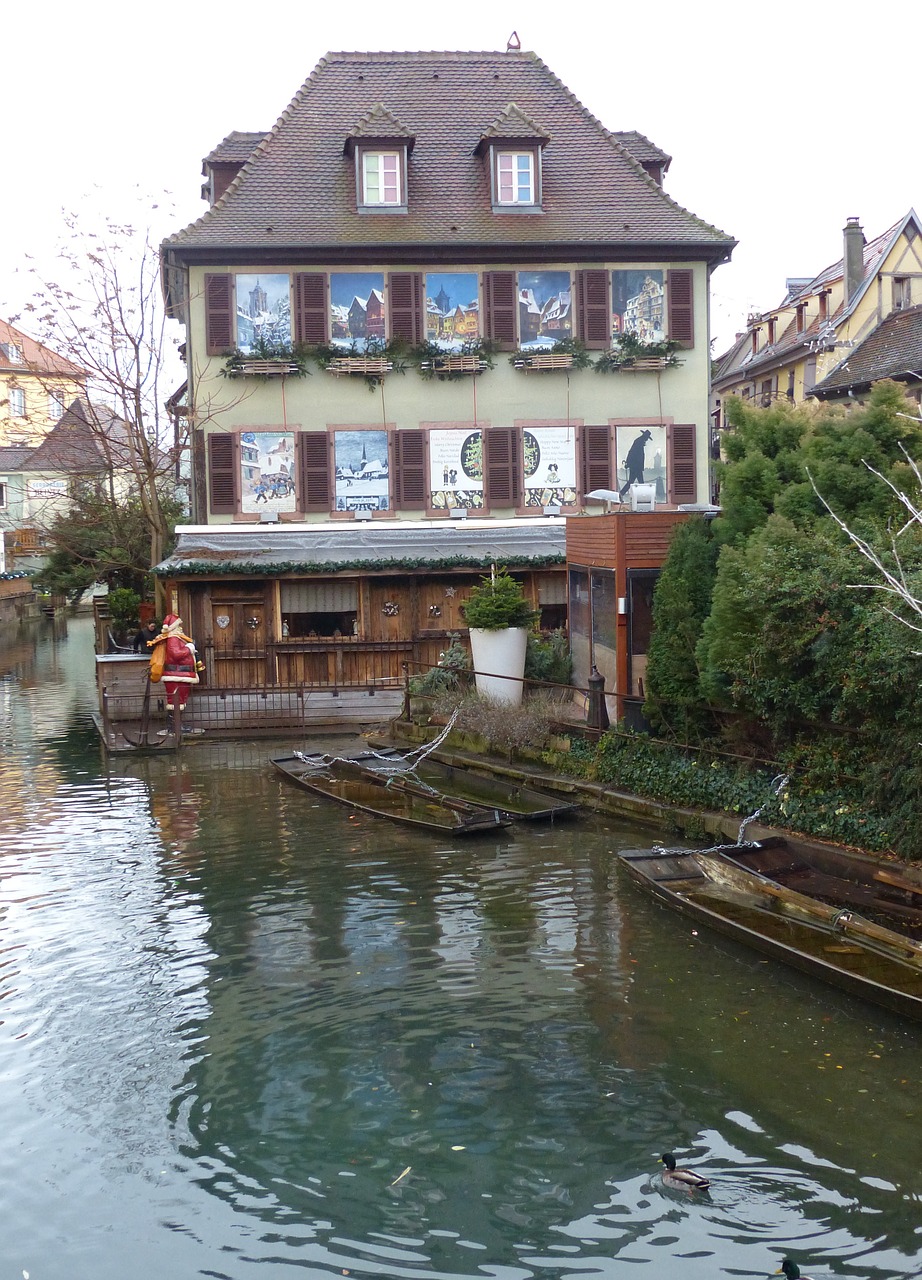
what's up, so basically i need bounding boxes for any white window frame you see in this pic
[0,480,7,510]
[8,387,25,418]
[1,342,23,364]
[48,392,65,421]
[360,150,403,207]
[495,150,536,206]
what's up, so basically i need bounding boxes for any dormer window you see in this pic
[345,104,414,215]
[476,103,548,214]
[496,151,535,205]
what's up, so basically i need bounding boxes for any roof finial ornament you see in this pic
[506,30,521,51]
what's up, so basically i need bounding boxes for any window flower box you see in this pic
[513,352,575,372]
[616,355,669,372]
[326,356,393,378]
[229,358,304,377]
[425,354,487,376]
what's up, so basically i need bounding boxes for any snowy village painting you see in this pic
[429,429,485,510]
[330,273,385,351]
[522,428,577,507]
[334,430,389,512]
[240,432,297,514]
[235,275,291,354]
[517,271,572,349]
[425,273,480,350]
[611,270,665,344]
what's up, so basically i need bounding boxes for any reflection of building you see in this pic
[157,48,732,723]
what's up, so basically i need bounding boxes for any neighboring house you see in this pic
[155,45,734,720]
[0,399,140,573]
[0,319,88,448]
[713,210,922,415]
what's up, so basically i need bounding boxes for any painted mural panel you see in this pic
[240,432,297,513]
[334,430,389,511]
[425,273,480,349]
[522,427,577,508]
[615,424,667,501]
[611,270,665,343]
[330,273,385,351]
[429,430,485,510]
[235,275,291,353]
[518,271,572,349]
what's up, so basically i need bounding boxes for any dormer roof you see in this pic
[344,102,415,155]
[475,101,549,153]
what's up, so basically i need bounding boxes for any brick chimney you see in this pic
[843,217,865,303]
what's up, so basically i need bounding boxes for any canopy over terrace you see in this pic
[154,516,567,576]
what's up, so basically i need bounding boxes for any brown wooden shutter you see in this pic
[393,430,427,510]
[388,273,424,344]
[205,274,234,355]
[483,427,521,507]
[483,271,517,349]
[667,269,695,348]
[668,424,697,503]
[294,273,327,345]
[576,270,610,349]
[581,425,613,494]
[207,433,237,514]
[298,432,332,512]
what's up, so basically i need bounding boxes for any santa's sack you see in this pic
[148,639,166,683]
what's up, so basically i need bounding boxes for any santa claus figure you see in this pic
[154,614,200,712]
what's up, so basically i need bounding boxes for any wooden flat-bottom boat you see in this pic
[722,836,922,938]
[357,750,580,823]
[619,847,922,1022]
[271,753,512,836]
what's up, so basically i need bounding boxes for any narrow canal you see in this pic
[2,616,921,1280]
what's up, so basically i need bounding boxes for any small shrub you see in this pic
[462,572,539,630]
[434,688,563,757]
[525,629,572,685]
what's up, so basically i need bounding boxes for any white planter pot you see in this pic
[469,627,528,706]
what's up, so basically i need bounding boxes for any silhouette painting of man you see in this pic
[619,429,653,497]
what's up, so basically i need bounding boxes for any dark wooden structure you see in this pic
[565,509,692,725]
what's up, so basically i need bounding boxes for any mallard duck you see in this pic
[659,1152,710,1190]
[776,1262,814,1280]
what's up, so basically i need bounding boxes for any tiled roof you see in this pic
[479,101,548,142]
[0,318,87,380]
[613,130,671,167]
[812,304,922,397]
[0,447,33,470]
[347,102,414,141]
[202,131,268,166]
[167,50,733,258]
[21,400,108,474]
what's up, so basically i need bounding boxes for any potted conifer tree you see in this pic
[461,570,538,707]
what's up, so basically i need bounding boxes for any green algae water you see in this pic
[2,615,922,1279]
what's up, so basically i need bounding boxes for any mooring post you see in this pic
[587,665,609,731]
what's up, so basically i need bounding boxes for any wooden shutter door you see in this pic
[393,430,427,510]
[581,425,612,494]
[668,424,697,503]
[207,433,238,514]
[388,273,424,344]
[205,274,234,355]
[667,269,695,348]
[298,432,331,512]
[294,273,327,345]
[576,270,610,349]
[483,271,517,349]
[484,427,520,507]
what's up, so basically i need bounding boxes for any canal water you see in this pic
[2,616,921,1280]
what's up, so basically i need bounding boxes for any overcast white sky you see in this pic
[3,0,917,357]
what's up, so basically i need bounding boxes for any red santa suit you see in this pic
[159,614,200,711]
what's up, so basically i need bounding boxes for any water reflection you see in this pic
[0,617,921,1279]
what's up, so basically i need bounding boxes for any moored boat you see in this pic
[356,749,580,822]
[619,846,922,1022]
[271,753,512,836]
[720,836,922,938]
